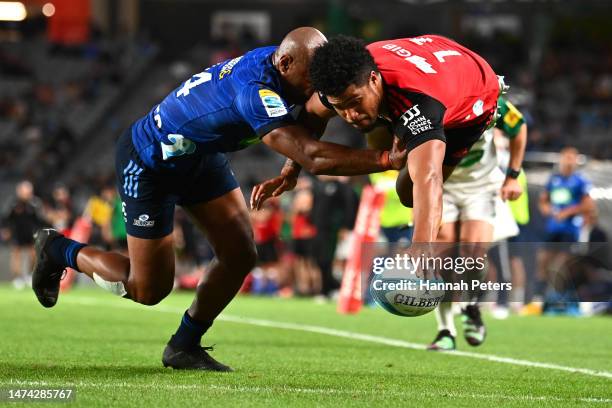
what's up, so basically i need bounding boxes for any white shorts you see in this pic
[442,186,519,241]
[442,187,497,225]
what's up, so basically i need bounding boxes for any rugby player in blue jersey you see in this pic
[30,28,407,371]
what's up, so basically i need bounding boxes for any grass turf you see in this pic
[0,286,610,407]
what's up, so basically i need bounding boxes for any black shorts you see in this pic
[292,238,313,258]
[115,126,239,239]
[545,231,577,243]
[256,240,278,264]
[443,120,491,166]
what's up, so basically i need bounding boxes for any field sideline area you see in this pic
[0,286,610,407]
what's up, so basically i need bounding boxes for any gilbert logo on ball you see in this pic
[369,256,445,317]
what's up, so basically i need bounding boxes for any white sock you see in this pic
[510,287,525,305]
[435,302,456,337]
[93,273,128,297]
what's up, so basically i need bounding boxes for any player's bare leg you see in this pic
[428,222,458,351]
[458,220,493,347]
[77,234,175,304]
[31,228,175,307]
[163,188,256,371]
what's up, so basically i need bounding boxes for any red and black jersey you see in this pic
[367,35,500,152]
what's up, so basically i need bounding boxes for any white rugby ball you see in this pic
[369,263,445,317]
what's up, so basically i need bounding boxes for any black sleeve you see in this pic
[393,92,447,152]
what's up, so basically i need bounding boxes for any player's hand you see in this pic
[405,242,441,280]
[554,209,569,221]
[501,177,522,201]
[389,137,408,170]
[250,175,297,211]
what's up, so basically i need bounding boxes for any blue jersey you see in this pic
[131,46,296,170]
[545,172,592,235]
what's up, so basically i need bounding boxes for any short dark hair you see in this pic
[310,35,377,97]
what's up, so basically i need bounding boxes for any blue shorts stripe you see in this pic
[123,161,135,195]
[133,167,144,198]
[123,160,135,175]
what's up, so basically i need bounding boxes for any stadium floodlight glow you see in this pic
[0,1,27,21]
[42,2,55,17]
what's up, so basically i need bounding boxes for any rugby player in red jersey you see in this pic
[255,34,502,239]
[252,35,506,334]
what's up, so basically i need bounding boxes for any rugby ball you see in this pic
[369,263,445,317]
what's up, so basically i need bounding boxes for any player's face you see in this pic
[278,54,314,105]
[559,148,579,175]
[326,72,382,132]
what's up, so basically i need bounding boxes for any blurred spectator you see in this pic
[311,175,359,298]
[250,199,283,295]
[290,178,320,296]
[524,147,593,314]
[83,184,115,248]
[45,184,74,236]
[1,181,47,289]
[102,186,127,252]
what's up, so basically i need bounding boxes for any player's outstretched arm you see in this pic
[262,124,406,176]
[406,139,446,243]
[254,125,405,210]
[273,92,338,182]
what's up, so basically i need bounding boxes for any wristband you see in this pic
[380,151,391,170]
[506,167,520,179]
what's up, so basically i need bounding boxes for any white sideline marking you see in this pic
[60,297,612,380]
[3,380,612,404]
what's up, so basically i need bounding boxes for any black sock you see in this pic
[169,311,212,349]
[47,236,86,270]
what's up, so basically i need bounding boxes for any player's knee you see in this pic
[398,192,413,208]
[396,176,414,208]
[129,270,174,306]
[132,285,172,306]
[235,241,258,275]
[217,238,257,277]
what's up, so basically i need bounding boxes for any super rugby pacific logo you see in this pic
[259,89,288,118]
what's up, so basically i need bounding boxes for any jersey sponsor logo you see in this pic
[259,89,287,117]
[399,105,434,136]
[472,100,484,117]
[400,104,421,126]
[133,214,155,227]
[160,134,196,160]
[503,102,523,128]
[382,43,437,73]
[550,188,572,205]
[219,56,243,79]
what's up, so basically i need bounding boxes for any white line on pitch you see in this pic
[55,296,612,380]
[3,380,611,404]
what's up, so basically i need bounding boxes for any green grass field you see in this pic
[0,286,610,407]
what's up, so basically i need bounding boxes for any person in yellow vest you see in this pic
[507,170,529,312]
[370,170,413,243]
